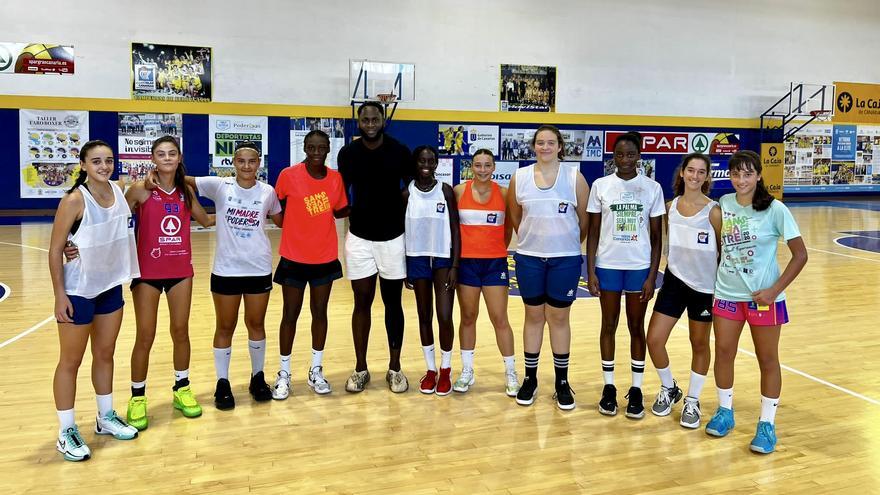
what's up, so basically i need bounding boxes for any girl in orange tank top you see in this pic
[452,149,519,396]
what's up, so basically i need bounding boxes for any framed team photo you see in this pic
[499,64,556,113]
[131,43,212,102]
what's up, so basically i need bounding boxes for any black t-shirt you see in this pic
[337,134,413,241]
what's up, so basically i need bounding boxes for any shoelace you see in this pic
[65,427,85,447]
[655,388,672,407]
[758,422,774,439]
[682,399,700,417]
[311,367,328,385]
[392,373,405,386]
[107,411,127,427]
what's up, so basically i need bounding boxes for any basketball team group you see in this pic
[48,101,807,462]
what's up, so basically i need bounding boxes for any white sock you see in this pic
[174,369,189,382]
[718,387,734,409]
[248,339,266,376]
[311,348,324,370]
[687,371,707,399]
[422,345,436,371]
[631,360,645,388]
[461,349,475,370]
[502,355,515,374]
[760,395,779,424]
[131,380,146,390]
[96,393,113,417]
[280,354,291,375]
[656,366,674,389]
[602,360,615,385]
[213,347,231,380]
[440,350,452,369]
[57,408,76,432]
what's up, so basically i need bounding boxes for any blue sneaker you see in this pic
[705,407,735,437]
[750,421,777,454]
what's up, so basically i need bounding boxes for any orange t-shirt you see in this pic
[275,163,348,264]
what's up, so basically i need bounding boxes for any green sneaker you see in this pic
[126,396,149,431]
[172,386,203,418]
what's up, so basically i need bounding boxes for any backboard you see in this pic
[349,60,415,103]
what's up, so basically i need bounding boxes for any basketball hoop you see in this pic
[376,93,397,104]
[810,110,832,122]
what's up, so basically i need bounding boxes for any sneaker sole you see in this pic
[516,389,537,406]
[651,406,673,417]
[749,444,775,454]
[127,418,148,431]
[95,427,138,440]
[214,400,235,411]
[598,406,618,416]
[272,392,289,400]
[435,388,452,396]
[419,387,436,394]
[680,419,701,429]
[557,401,576,411]
[506,388,518,397]
[173,402,203,417]
[625,410,646,419]
[453,385,470,393]
[58,446,90,462]
[308,381,332,395]
[345,386,366,393]
[706,427,731,437]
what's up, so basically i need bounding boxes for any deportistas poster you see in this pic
[208,115,269,181]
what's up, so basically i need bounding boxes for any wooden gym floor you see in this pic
[0,200,878,494]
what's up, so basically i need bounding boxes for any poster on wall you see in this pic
[437,124,499,156]
[290,118,345,169]
[437,158,454,185]
[560,130,603,161]
[208,115,268,181]
[0,42,74,74]
[460,159,518,187]
[499,64,556,112]
[117,113,184,185]
[19,110,88,198]
[833,81,880,124]
[131,43,212,102]
[500,128,536,160]
[784,123,879,191]
[604,158,655,179]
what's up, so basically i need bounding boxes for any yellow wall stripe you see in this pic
[0,94,767,128]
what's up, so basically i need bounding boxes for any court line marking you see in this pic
[0,241,49,252]
[675,322,880,406]
[0,315,54,350]
[808,244,880,264]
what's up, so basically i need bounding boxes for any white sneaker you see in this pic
[272,371,291,400]
[505,369,520,397]
[95,410,138,440]
[386,369,409,393]
[57,425,91,462]
[308,366,332,395]
[453,368,475,393]
[680,396,702,429]
[345,370,371,393]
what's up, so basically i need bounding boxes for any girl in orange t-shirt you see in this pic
[271,130,349,398]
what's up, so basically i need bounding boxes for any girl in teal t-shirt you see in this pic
[706,151,808,455]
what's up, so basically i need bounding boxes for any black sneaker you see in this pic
[515,376,538,406]
[249,371,273,402]
[625,386,645,419]
[214,378,235,410]
[553,380,576,410]
[598,384,618,416]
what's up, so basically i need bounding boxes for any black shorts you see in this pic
[273,257,343,289]
[131,277,188,293]
[210,274,273,296]
[653,269,714,323]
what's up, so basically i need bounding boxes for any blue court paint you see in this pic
[0,283,9,303]
[506,252,665,299]
[835,231,880,254]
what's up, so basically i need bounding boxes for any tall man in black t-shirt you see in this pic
[338,102,413,393]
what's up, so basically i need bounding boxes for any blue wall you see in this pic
[0,108,760,211]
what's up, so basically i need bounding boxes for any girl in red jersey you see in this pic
[452,149,519,396]
[123,136,212,429]
[271,130,350,398]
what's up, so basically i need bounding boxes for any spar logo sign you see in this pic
[605,131,689,154]
[691,134,709,153]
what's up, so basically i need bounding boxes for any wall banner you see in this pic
[761,142,784,199]
[19,110,88,198]
[833,81,880,124]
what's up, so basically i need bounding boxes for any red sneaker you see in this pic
[419,370,437,394]
[436,368,452,396]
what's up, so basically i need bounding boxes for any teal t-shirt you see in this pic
[714,194,801,302]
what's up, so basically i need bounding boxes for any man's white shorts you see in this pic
[344,232,406,280]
